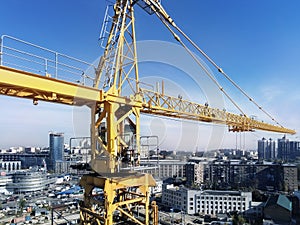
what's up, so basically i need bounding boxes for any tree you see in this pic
[232,213,246,225]
[18,198,26,215]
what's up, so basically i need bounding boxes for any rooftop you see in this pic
[265,195,292,211]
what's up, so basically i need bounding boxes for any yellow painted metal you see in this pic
[0,65,102,105]
[91,0,143,174]
[79,172,155,225]
[81,1,157,223]
[0,48,295,225]
[0,0,296,224]
[0,65,294,135]
[140,89,296,134]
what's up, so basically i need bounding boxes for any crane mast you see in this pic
[91,0,141,174]
[81,1,158,225]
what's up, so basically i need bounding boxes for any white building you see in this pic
[162,184,184,211]
[195,190,252,215]
[140,159,186,178]
[0,173,13,194]
[162,184,252,215]
[8,170,56,193]
[150,179,163,195]
[0,161,21,171]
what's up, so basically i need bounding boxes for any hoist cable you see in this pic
[154,11,247,117]
[151,2,284,128]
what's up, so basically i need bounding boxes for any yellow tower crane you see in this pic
[0,0,296,225]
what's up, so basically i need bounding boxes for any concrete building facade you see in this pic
[0,161,21,171]
[162,184,252,215]
[282,164,298,192]
[258,138,276,160]
[278,136,290,161]
[185,162,206,187]
[207,160,298,191]
[140,159,186,178]
[7,170,56,193]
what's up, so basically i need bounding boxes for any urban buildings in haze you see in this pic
[278,135,300,161]
[258,136,300,161]
[258,138,276,161]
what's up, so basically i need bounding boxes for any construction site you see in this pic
[0,1,298,225]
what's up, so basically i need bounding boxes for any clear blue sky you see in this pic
[0,0,300,150]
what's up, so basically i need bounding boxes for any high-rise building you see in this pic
[278,135,290,161]
[289,141,300,159]
[269,138,276,159]
[258,138,276,160]
[49,132,64,172]
[185,162,206,187]
[282,164,298,191]
[258,138,268,160]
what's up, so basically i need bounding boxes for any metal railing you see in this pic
[0,35,96,87]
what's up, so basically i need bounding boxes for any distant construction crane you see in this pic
[0,0,295,224]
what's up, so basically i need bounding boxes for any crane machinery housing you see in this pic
[0,0,296,225]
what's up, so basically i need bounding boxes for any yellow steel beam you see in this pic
[0,65,295,135]
[0,66,102,105]
[79,173,155,225]
[0,64,295,135]
[140,89,296,134]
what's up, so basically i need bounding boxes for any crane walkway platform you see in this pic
[0,35,103,105]
[0,65,102,105]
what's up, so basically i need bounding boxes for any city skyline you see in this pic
[0,1,300,150]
